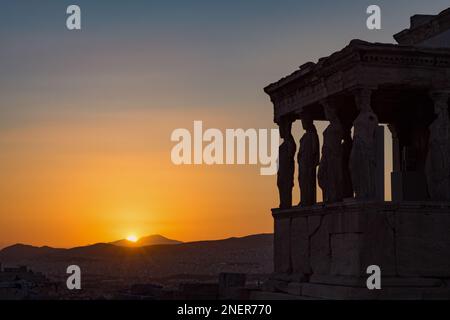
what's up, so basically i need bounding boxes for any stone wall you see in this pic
[272,201,450,281]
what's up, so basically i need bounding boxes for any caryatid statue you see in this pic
[298,117,320,206]
[425,91,450,201]
[350,88,379,200]
[277,117,296,209]
[318,102,344,203]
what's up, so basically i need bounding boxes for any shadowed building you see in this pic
[0,264,58,300]
[263,8,450,299]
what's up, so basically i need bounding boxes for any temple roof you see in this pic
[394,8,450,45]
[264,39,450,123]
[264,39,450,95]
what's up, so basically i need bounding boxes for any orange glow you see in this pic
[0,106,391,247]
[0,108,278,248]
[0,105,394,248]
[126,235,138,242]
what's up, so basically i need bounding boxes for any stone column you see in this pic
[388,124,401,173]
[389,124,403,201]
[350,88,379,200]
[318,101,344,203]
[342,123,354,199]
[425,91,450,201]
[297,116,320,206]
[277,117,296,209]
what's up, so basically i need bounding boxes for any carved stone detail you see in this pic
[277,117,296,208]
[426,91,450,201]
[350,89,379,200]
[318,102,344,203]
[298,117,320,206]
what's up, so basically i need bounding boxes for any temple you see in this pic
[264,8,450,299]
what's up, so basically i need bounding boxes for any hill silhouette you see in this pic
[110,234,182,247]
[0,234,273,279]
[0,244,63,261]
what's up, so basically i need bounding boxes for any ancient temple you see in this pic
[264,8,450,299]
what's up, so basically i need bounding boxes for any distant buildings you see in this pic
[0,263,58,300]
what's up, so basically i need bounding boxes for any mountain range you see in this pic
[110,234,182,247]
[0,234,273,279]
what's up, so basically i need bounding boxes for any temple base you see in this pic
[269,201,450,299]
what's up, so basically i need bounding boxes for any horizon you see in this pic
[1,0,449,248]
[0,231,274,250]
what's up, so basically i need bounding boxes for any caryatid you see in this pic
[318,102,344,203]
[426,91,450,201]
[277,117,296,209]
[350,89,378,200]
[298,117,320,206]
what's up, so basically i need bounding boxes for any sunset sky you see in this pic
[0,0,448,248]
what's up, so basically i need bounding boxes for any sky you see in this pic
[0,0,449,248]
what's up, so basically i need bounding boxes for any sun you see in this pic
[126,235,138,243]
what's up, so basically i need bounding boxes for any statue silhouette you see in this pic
[426,92,450,201]
[350,89,378,200]
[298,118,320,206]
[318,103,344,203]
[277,118,296,208]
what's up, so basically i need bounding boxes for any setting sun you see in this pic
[126,235,138,243]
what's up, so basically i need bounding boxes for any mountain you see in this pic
[0,234,273,279]
[110,234,182,247]
[0,244,63,261]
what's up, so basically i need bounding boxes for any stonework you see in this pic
[270,202,450,299]
[394,8,450,47]
[350,89,379,200]
[265,7,450,300]
[426,91,450,201]
[298,118,320,206]
[277,118,296,209]
[318,102,344,203]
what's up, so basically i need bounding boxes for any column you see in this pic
[318,100,344,203]
[426,91,450,201]
[297,115,320,206]
[350,88,382,200]
[342,123,354,199]
[277,116,296,209]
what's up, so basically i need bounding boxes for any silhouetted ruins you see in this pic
[264,8,450,299]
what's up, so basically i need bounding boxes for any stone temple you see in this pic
[263,8,450,299]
